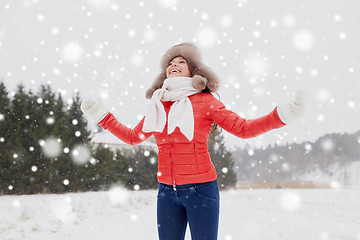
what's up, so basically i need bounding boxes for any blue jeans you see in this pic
[157,180,220,240]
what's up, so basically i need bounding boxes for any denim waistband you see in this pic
[159,180,217,190]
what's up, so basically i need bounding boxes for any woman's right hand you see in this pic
[80,98,109,123]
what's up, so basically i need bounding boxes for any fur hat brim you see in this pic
[145,43,220,99]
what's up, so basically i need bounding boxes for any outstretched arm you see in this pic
[99,113,152,145]
[80,98,152,145]
[207,94,285,139]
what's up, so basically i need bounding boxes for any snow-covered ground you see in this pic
[1,188,359,240]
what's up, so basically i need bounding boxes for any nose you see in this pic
[170,62,177,67]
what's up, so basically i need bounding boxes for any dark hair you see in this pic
[202,87,220,135]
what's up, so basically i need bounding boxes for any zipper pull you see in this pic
[173,181,177,191]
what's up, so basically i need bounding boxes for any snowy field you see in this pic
[1,188,360,240]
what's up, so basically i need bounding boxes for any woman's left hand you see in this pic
[278,90,310,124]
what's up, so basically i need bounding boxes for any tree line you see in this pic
[0,82,236,195]
[232,129,360,185]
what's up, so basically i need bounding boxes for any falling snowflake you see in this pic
[63,147,70,154]
[87,0,112,10]
[36,14,45,22]
[321,138,334,152]
[339,32,347,40]
[244,54,269,78]
[158,0,178,8]
[293,30,315,51]
[143,29,156,41]
[304,143,312,152]
[51,198,76,224]
[283,14,296,27]
[317,89,331,102]
[61,42,84,62]
[150,157,156,164]
[41,137,62,158]
[196,27,217,48]
[282,163,291,172]
[130,213,138,221]
[131,53,144,66]
[108,186,129,206]
[220,15,233,28]
[333,14,342,22]
[280,191,301,211]
[71,144,91,165]
[46,117,55,125]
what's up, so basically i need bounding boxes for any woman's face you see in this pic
[166,57,192,78]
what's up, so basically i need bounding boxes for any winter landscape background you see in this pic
[1,0,360,239]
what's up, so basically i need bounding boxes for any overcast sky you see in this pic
[1,0,359,149]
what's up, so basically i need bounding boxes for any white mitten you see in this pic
[80,98,109,123]
[278,90,310,124]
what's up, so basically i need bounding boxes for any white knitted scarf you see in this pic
[142,77,201,141]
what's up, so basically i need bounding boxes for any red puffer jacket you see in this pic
[99,93,286,186]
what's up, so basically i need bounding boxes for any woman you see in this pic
[81,43,307,240]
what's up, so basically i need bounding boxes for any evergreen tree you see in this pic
[208,128,237,189]
[0,82,12,194]
[44,92,68,193]
[126,147,158,190]
[53,92,92,193]
[85,145,116,191]
[113,149,131,187]
[27,85,60,194]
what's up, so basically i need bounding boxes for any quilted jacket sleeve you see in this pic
[98,113,153,145]
[207,94,286,139]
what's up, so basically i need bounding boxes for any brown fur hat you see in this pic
[145,42,220,99]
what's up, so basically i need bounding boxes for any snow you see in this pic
[293,30,315,51]
[71,144,91,165]
[40,137,62,158]
[1,188,359,240]
[196,27,218,48]
[61,42,84,63]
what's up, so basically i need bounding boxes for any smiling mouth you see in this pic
[170,69,180,74]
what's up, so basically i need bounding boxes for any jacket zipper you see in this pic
[169,134,176,191]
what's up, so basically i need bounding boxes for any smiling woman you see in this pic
[80,42,308,240]
[166,57,192,78]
